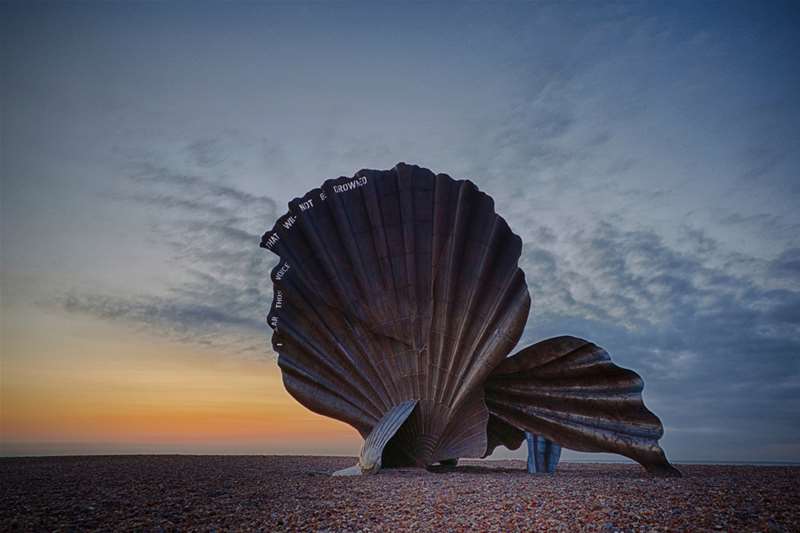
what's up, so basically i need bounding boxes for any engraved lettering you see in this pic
[281,216,296,230]
[332,176,368,194]
[274,263,290,280]
[299,198,314,211]
[264,233,279,249]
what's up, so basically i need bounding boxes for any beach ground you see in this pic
[1,455,798,532]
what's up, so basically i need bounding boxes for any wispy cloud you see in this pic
[60,141,280,354]
[516,217,800,456]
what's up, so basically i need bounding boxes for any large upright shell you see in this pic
[261,163,530,465]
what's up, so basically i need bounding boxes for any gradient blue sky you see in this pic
[2,1,799,462]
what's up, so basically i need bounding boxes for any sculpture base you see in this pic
[526,432,561,474]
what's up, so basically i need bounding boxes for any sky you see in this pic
[1,1,799,463]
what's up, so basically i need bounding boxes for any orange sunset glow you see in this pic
[1,304,359,456]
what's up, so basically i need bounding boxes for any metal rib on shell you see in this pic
[261,163,531,466]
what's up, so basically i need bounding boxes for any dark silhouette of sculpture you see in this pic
[261,162,680,477]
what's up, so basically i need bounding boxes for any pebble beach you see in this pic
[1,455,798,532]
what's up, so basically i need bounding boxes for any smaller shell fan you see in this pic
[261,163,531,466]
[485,336,681,476]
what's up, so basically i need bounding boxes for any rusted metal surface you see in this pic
[262,163,530,467]
[261,163,679,476]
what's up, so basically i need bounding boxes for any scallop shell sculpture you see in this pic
[261,163,680,477]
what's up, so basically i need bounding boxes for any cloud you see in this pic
[514,216,800,458]
[62,291,265,353]
[770,248,800,284]
[186,138,228,168]
[60,139,280,355]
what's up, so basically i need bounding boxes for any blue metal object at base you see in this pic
[525,432,561,473]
